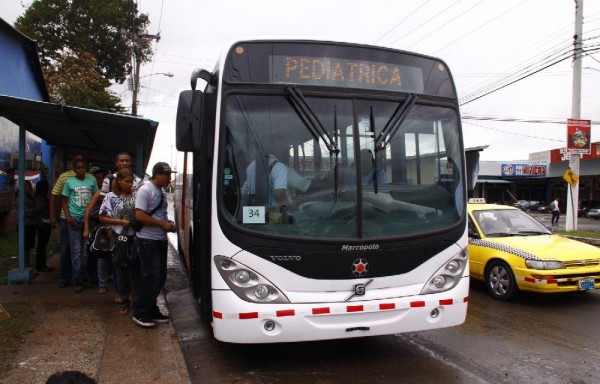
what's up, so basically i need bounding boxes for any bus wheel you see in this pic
[486,260,518,301]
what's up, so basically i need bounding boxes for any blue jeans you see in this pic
[67,216,88,284]
[97,257,112,288]
[132,238,168,317]
[59,219,72,284]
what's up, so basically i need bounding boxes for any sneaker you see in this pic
[74,283,83,293]
[133,314,155,328]
[114,295,123,304]
[151,312,170,323]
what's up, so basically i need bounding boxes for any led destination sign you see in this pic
[270,55,425,93]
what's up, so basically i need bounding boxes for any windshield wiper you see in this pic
[374,94,417,151]
[286,86,339,155]
[369,106,379,194]
[516,230,551,235]
[486,232,521,237]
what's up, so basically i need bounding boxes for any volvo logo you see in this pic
[351,258,369,277]
[346,279,373,301]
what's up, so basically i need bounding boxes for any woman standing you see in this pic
[99,168,136,315]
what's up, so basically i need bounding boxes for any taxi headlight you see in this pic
[525,260,565,270]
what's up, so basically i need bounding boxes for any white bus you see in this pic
[174,39,468,343]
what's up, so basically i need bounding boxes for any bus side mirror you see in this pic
[176,90,204,151]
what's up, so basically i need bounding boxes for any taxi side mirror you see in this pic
[468,226,480,238]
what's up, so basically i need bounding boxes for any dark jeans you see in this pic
[59,219,72,284]
[132,238,168,318]
[35,223,52,270]
[117,264,133,309]
[552,211,560,225]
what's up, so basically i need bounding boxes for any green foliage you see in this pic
[554,229,600,239]
[14,0,153,112]
[0,230,60,285]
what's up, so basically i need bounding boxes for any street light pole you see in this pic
[130,71,174,116]
[567,0,583,231]
[130,33,162,116]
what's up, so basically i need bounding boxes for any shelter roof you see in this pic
[0,94,158,172]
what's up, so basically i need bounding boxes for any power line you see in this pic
[390,0,461,46]
[463,121,564,142]
[432,0,530,54]
[460,44,600,105]
[407,0,486,49]
[463,114,600,125]
[376,0,432,42]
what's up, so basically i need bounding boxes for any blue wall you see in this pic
[0,18,52,188]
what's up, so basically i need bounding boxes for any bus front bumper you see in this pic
[211,276,469,343]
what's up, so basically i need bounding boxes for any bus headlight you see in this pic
[421,247,468,295]
[215,255,290,303]
[235,270,251,285]
[254,284,270,299]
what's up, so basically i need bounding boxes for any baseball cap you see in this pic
[152,162,178,176]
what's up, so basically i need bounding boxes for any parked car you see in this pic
[585,206,600,219]
[512,200,539,212]
[578,200,600,217]
[468,200,600,300]
[528,201,549,213]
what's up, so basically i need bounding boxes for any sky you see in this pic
[3,0,600,172]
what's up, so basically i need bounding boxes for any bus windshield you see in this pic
[220,92,463,239]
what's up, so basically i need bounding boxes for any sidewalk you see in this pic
[0,250,191,384]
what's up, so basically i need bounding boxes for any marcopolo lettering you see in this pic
[341,244,380,251]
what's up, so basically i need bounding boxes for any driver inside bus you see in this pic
[244,150,295,211]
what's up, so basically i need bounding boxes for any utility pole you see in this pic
[566,0,583,231]
[131,33,160,116]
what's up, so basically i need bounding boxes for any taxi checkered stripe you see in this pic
[212,296,470,320]
[469,238,540,261]
[516,276,591,284]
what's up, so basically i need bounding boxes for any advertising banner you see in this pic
[567,118,591,154]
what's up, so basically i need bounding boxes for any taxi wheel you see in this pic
[486,260,518,301]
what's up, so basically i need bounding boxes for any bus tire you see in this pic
[485,260,518,301]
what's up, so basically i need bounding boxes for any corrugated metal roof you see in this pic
[0,94,158,173]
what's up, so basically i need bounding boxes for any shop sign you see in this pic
[501,163,547,177]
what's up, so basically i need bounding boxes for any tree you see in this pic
[15,0,153,112]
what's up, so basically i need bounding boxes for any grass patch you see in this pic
[554,229,600,239]
[0,302,34,376]
[0,230,60,285]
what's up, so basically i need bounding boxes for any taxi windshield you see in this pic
[472,209,551,237]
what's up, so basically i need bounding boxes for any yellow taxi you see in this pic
[467,198,600,300]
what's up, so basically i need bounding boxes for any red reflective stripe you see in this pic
[410,301,425,307]
[213,311,223,319]
[524,277,536,283]
[312,307,330,315]
[276,309,295,317]
[347,305,364,312]
[439,299,453,306]
[379,303,396,310]
[547,279,558,284]
[239,312,259,319]
[463,296,469,303]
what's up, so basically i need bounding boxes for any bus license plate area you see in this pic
[578,278,596,291]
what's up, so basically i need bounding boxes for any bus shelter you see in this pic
[0,93,158,283]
